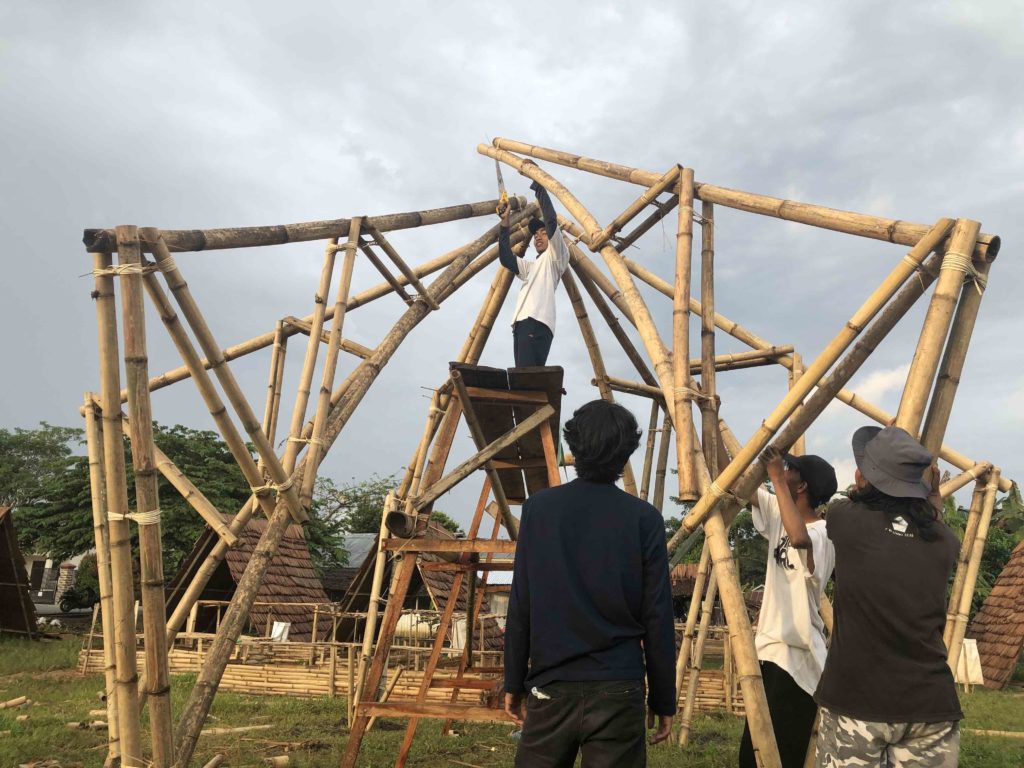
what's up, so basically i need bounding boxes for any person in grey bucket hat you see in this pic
[812,426,962,768]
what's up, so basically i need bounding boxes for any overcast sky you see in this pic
[2,1,1021,535]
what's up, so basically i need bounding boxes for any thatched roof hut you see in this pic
[0,507,37,638]
[165,516,330,642]
[968,538,1024,689]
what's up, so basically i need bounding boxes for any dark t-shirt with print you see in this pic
[814,499,962,723]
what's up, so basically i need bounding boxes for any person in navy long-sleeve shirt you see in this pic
[504,400,676,767]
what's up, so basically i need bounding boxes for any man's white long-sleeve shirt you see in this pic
[510,228,570,334]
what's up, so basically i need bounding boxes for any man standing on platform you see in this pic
[504,400,676,767]
[498,161,570,367]
[739,446,838,768]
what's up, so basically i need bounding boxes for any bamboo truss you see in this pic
[77,139,1010,768]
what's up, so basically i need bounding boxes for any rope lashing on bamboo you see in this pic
[692,213,711,226]
[107,508,162,525]
[287,436,326,447]
[249,477,294,497]
[940,250,987,294]
[83,263,157,278]
[674,385,715,404]
[328,242,359,254]
[708,481,743,507]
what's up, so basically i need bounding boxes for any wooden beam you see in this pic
[381,539,516,554]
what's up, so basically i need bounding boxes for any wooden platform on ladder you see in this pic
[340,363,564,768]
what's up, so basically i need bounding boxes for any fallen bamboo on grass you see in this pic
[0,696,28,709]
[200,724,274,736]
[201,755,226,768]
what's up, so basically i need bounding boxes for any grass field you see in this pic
[1,637,1022,767]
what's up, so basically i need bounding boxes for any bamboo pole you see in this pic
[83,395,120,766]
[675,218,955,539]
[674,168,699,501]
[940,463,992,500]
[300,220,362,507]
[674,543,712,708]
[562,269,638,494]
[91,251,143,768]
[489,138,999,260]
[652,411,672,513]
[678,571,719,745]
[613,194,679,253]
[264,321,288,445]
[174,220,507,767]
[84,196,524,253]
[117,226,174,767]
[788,352,806,456]
[944,478,989,649]
[358,237,415,305]
[639,402,660,502]
[698,199,720,480]
[920,255,993,455]
[947,469,1000,671]
[366,666,406,733]
[676,248,947,540]
[362,224,440,310]
[896,219,981,436]
[595,165,681,247]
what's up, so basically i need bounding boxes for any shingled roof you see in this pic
[166,516,330,642]
[968,537,1024,689]
[0,507,37,638]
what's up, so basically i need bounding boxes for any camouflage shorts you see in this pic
[815,707,960,767]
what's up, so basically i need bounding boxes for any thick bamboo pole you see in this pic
[640,402,660,502]
[262,321,288,446]
[300,220,362,507]
[83,395,121,767]
[595,165,681,247]
[678,571,720,746]
[788,353,806,456]
[489,138,999,260]
[144,230,309,525]
[562,269,638,494]
[675,247,948,541]
[673,543,712,710]
[84,196,524,253]
[676,219,955,537]
[674,168,699,501]
[897,219,982,437]
[920,257,992,455]
[91,251,143,767]
[947,468,1000,671]
[613,194,679,253]
[944,479,987,648]
[698,200,720,479]
[175,217,508,768]
[358,238,415,305]
[362,223,440,310]
[117,226,173,767]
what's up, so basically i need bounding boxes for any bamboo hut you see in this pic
[968,538,1024,689]
[0,507,37,638]
[165,516,330,642]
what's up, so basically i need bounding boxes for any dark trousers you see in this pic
[513,317,553,367]
[739,661,818,768]
[515,679,646,768]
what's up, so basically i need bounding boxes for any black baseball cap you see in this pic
[782,453,838,508]
[528,217,545,235]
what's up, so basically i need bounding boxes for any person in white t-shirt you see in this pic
[497,165,570,367]
[738,445,837,768]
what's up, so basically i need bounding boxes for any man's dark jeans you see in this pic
[513,317,553,367]
[514,679,646,768]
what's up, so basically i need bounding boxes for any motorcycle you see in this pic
[59,584,99,614]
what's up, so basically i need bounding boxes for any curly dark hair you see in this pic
[563,400,641,483]
[848,483,942,542]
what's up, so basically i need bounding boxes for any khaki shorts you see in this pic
[815,706,960,767]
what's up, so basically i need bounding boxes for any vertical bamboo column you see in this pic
[300,220,362,507]
[261,321,288,444]
[117,226,174,766]
[919,256,993,455]
[674,168,699,501]
[946,468,1000,670]
[788,353,806,455]
[698,200,720,480]
[896,219,981,436]
[652,412,672,512]
[83,395,120,767]
[562,269,638,494]
[944,479,987,647]
[678,571,720,745]
[91,251,143,767]
[639,402,660,501]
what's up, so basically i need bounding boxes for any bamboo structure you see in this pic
[944,479,988,647]
[77,139,1007,768]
